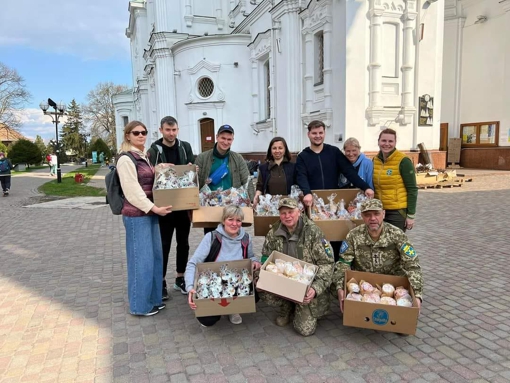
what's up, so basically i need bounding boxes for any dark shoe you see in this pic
[154,303,166,310]
[162,286,170,301]
[174,277,187,295]
[138,308,159,317]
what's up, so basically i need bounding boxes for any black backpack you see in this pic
[105,152,137,215]
[205,230,250,262]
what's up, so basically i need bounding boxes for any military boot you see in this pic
[275,300,294,327]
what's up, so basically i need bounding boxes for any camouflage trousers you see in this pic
[258,291,317,336]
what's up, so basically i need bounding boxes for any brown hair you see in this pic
[120,121,147,152]
[265,137,291,162]
[307,120,325,132]
[378,128,397,141]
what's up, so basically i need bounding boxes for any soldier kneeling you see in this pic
[256,198,334,336]
[332,199,423,313]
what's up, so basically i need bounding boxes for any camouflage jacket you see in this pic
[262,215,335,316]
[333,222,423,299]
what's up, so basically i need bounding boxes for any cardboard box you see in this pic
[257,251,317,303]
[192,206,254,228]
[193,259,256,317]
[343,270,420,335]
[307,189,364,241]
[416,172,439,185]
[253,215,280,237]
[153,165,200,211]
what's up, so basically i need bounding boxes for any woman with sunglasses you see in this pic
[117,121,173,316]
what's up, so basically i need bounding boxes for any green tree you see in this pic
[34,135,47,160]
[88,137,111,162]
[84,82,128,151]
[61,99,86,157]
[9,139,42,166]
[0,142,8,157]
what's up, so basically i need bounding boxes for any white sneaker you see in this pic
[229,314,242,325]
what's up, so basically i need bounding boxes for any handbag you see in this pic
[209,158,229,186]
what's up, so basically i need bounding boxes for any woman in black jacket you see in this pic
[254,137,295,207]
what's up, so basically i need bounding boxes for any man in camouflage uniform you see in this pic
[258,198,334,336]
[333,199,423,312]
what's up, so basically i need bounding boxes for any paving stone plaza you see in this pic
[0,167,509,383]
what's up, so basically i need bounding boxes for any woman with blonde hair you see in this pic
[117,121,173,316]
[185,205,261,326]
[338,137,373,189]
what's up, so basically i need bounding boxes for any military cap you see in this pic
[360,199,384,213]
[278,197,298,209]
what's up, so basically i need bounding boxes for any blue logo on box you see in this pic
[372,309,389,326]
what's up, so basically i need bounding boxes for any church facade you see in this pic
[114,0,446,159]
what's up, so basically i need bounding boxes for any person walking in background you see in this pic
[147,116,196,299]
[49,153,57,177]
[99,152,105,167]
[338,137,374,189]
[372,128,418,232]
[0,152,13,196]
[253,137,295,208]
[46,154,52,173]
[116,121,173,316]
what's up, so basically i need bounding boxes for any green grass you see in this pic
[12,165,49,174]
[38,165,107,197]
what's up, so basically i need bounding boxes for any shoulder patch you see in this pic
[401,243,416,258]
[321,238,334,258]
[340,241,349,254]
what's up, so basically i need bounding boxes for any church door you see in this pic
[200,118,215,152]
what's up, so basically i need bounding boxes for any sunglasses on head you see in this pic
[131,130,147,136]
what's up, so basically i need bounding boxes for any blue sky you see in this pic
[0,0,133,141]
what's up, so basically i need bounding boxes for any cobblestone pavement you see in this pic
[0,169,509,383]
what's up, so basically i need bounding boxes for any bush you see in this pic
[0,142,8,157]
[9,139,42,166]
[88,137,112,160]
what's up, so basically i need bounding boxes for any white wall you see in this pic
[459,0,510,146]
[442,0,510,146]
[172,35,253,154]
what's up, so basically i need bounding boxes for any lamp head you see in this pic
[57,101,66,113]
[48,98,57,108]
[39,100,49,112]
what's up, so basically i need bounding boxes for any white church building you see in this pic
[113,0,510,169]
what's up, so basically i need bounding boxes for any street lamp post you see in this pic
[39,98,66,183]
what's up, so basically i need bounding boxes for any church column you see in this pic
[303,32,314,112]
[323,21,333,112]
[401,0,417,115]
[283,8,302,149]
[154,48,176,118]
[154,0,169,31]
[251,58,259,123]
[366,0,385,124]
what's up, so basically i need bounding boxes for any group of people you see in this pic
[115,116,422,337]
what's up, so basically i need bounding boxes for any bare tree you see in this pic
[0,62,31,130]
[83,82,128,151]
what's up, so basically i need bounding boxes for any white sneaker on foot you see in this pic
[229,314,242,325]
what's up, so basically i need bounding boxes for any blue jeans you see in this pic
[123,215,163,315]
